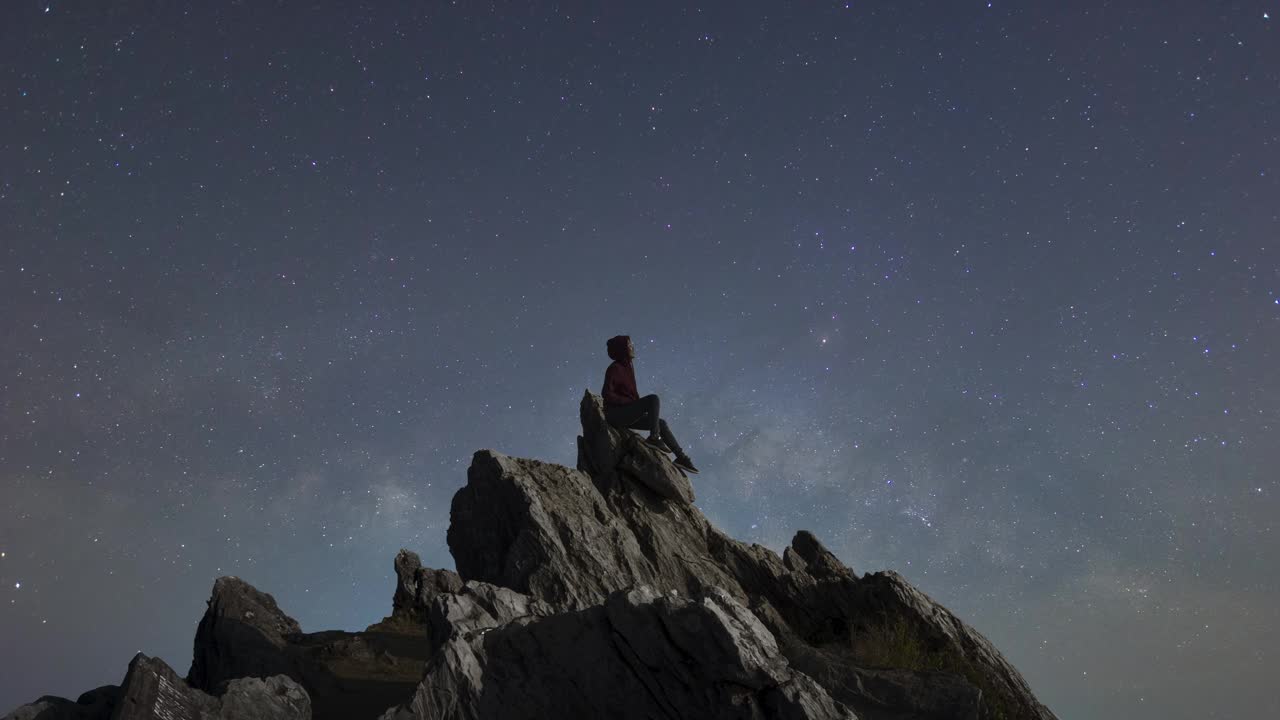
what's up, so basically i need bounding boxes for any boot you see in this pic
[644,433,672,453]
[674,454,700,474]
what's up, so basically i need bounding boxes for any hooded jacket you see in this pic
[602,335,640,408]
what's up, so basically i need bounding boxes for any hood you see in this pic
[606,335,631,363]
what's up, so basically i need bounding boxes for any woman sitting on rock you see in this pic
[602,335,699,474]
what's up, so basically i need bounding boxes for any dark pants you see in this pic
[604,394,685,457]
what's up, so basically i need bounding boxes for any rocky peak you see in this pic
[188,576,303,690]
[4,390,1058,720]
[371,549,464,630]
[441,391,1058,720]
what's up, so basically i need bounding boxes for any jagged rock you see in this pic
[427,580,556,651]
[213,674,311,720]
[451,446,827,629]
[392,550,464,622]
[117,653,309,720]
[188,577,303,690]
[2,655,308,720]
[187,576,431,720]
[576,390,695,503]
[380,586,852,720]
[367,550,464,632]
[13,391,1057,720]
[1,686,119,720]
[449,449,675,611]
[788,530,856,580]
[445,392,1058,720]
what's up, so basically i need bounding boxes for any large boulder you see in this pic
[426,580,556,649]
[449,449,685,611]
[118,654,309,720]
[380,585,852,720]
[188,577,303,690]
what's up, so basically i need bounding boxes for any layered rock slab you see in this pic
[381,585,851,720]
[117,654,309,720]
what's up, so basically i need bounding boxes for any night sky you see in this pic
[2,2,1277,717]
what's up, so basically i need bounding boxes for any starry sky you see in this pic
[1,1,1277,717]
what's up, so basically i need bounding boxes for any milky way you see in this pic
[2,3,1277,717]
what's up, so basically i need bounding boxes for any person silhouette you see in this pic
[601,335,699,474]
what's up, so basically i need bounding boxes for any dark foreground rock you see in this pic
[1,686,120,720]
[186,576,432,720]
[8,389,1058,720]
[382,550,465,628]
[382,585,850,720]
[2,654,307,720]
[118,654,309,720]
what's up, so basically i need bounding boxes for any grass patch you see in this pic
[364,613,430,636]
[850,616,1017,720]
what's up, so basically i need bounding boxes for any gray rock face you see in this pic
[382,585,851,720]
[215,676,311,720]
[442,391,1059,720]
[2,655,307,720]
[118,654,309,720]
[426,580,556,652]
[449,449,686,611]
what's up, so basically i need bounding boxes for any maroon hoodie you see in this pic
[602,335,640,408]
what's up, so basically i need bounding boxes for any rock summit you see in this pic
[5,391,1057,720]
